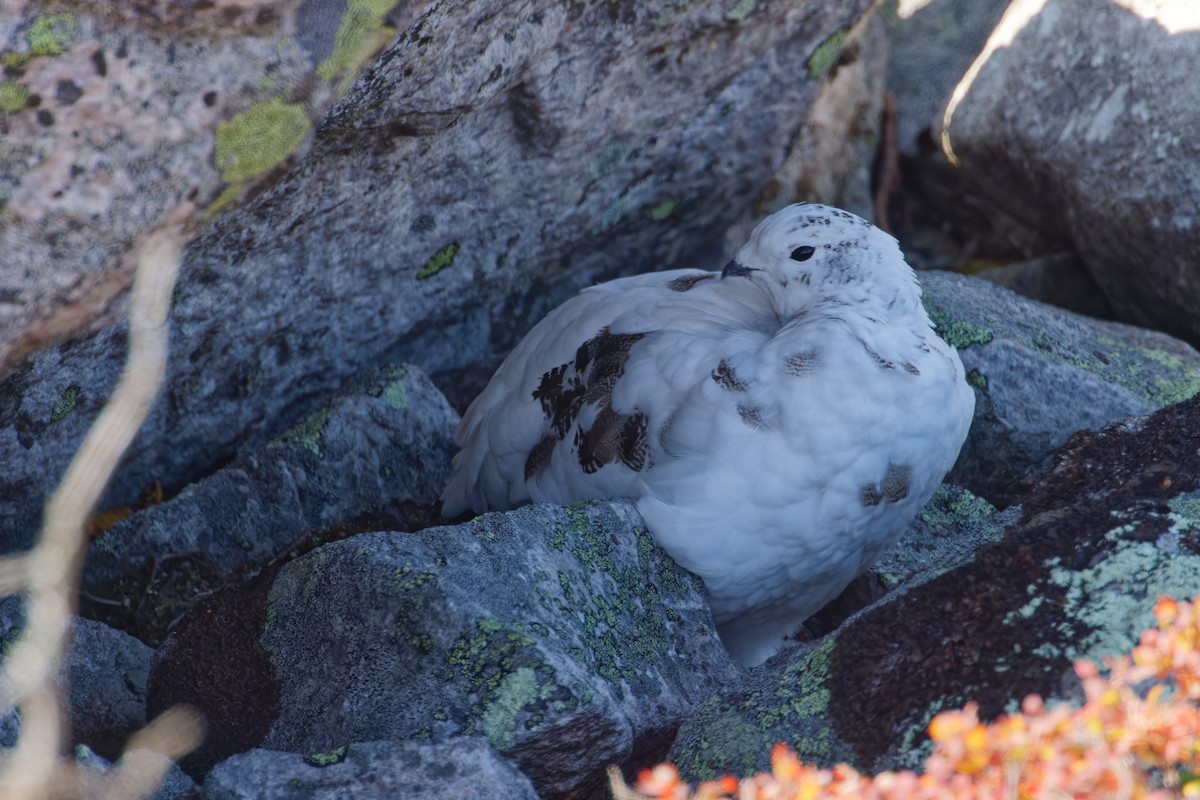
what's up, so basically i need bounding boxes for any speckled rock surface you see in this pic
[922,271,1200,504]
[148,499,739,798]
[670,394,1200,780]
[0,0,406,373]
[0,0,875,554]
[941,0,1200,344]
[81,363,456,645]
[203,739,537,800]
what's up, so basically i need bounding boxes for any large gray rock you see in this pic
[922,271,1200,504]
[0,0,876,554]
[148,500,739,799]
[942,0,1200,344]
[671,394,1200,780]
[204,739,537,800]
[81,364,456,644]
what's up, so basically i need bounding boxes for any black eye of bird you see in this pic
[790,246,815,262]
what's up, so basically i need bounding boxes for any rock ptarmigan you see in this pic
[442,203,975,667]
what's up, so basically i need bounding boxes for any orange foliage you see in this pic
[616,596,1200,800]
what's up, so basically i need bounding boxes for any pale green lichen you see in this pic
[595,195,628,234]
[317,0,399,86]
[966,369,988,392]
[1039,514,1200,664]
[269,407,331,457]
[50,385,81,422]
[589,140,628,177]
[725,0,756,22]
[482,667,540,750]
[383,379,408,409]
[304,745,348,766]
[806,28,847,81]
[1141,347,1200,405]
[417,243,458,280]
[650,198,679,222]
[214,99,311,185]
[0,82,29,114]
[924,305,994,349]
[29,13,77,57]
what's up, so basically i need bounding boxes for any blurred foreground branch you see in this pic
[0,215,203,800]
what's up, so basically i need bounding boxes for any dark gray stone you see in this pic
[922,270,1200,504]
[203,739,537,800]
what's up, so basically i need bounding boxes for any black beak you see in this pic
[721,260,757,279]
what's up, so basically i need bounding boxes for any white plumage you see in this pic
[442,204,974,666]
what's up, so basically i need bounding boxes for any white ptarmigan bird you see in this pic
[442,203,974,667]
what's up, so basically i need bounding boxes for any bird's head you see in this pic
[721,204,919,317]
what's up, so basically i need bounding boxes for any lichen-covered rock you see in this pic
[941,0,1200,344]
[81,364,456,644]
[0,1,406,374]
[0,0,876,554]
[148,499,739,798]
[203,739,537,800]
[670,394,1200,780]
[922,271,1200,504]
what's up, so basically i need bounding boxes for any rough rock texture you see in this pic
[0,0,405,373]
[922,271,1200,504]
[942,0,1200,344]
[148,500,739,798]
[81,363,456,644]
[203,739,538,800]
[0,0,875,554]
[0,597,154,760]
[670,394,1200,780]
[723,12,887,247]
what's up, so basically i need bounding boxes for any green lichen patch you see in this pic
[924,305,994,349]
[214,99,311,185]
[589,140,628,177]
[383,379,408,409]
[268,407,331,457]
[649,198,679,222]
[1141,347,1200,405]
[481,666,540,750]
[595,195,627,234]
[50,385,81,422]
[0,82,29,114]
[966,369,988,391]
[417,243,459,280]
[317,0,399,85]
[725,0,756,22]
[29,13,78,57]
[806,28,847,81]
[443,617,568,748]
[1042,511,1200,665]
[304,745,348,767]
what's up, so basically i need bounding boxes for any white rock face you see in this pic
[445,204,975,665]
